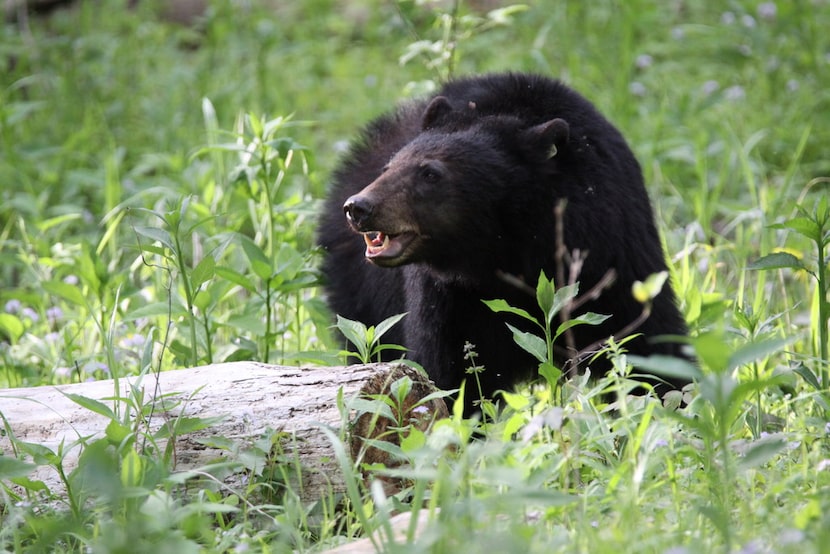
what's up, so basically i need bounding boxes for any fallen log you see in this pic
[0,361,448,503]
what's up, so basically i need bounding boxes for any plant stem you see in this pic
[173,229,198,368]
[817,234,828,388]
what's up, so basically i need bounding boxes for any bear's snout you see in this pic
[343,195,374,231]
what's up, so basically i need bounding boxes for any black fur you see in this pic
[318,72,690,401]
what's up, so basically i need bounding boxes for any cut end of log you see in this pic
[349,364,449,494]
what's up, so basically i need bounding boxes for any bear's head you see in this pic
[343,96,570,276]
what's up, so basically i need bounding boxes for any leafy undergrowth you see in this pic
[1,0,829,552]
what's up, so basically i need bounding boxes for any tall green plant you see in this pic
[748,186,830,392]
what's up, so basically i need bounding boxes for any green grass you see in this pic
[1,0,829,552]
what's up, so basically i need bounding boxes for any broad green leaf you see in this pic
[506,323,547,362]
[122,299,188,321]
[746,252,805,272]
[336,315,368,349]
[628,354,703,381]
[37,213,82,233]
[105,419,131,446]
[535,271,556,320]
[538,361,561,387]
[239,236,272,280]
[134,225,175,251]
[62,392,115,420]
[550,283,580,323]
[120,449,144,488]
[0,456,37,480]
[482,298,538,325]
[154,416,224,439]
[632,271,668,303]
[42,280,86,307]
[501,391,530,411]
[0,313,25,342]
[191,256,216,289]
[737,436,787,471]
[727,336,797,372]
[215,266,256,292]
[348,397,396,422]
[374,312,407,342]
[554,312,610,340]
[335,315,370,362]
[10,476,49,493]
[792,363,822,391]
[770,216,821,242]
[225,313,266,335]
[400,427,425,452]
[693,331,732,373]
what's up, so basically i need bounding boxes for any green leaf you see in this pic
[0,456,38,480]
[400,427,425,452]
[0,313,25,342]
[191,256,216,289]
[154,416,224,439]
[215,266,256,292]
[792,363,822,391]
[120,449,144,488]
[746,252,805,272]
[727,336,797,372]
[632,271,668,303]
[693,331,733,373]
[122,299,188,321]
[770,216,821,242]
[535,271,556,320]
[42,280,87,307]
[239,236,272,280]
[538,361,561,387]
[506,323,547,362]
[374,312,407,342]
[737,436,788,471]
[550,283,580,323]
[482,298,539,325]
[62,392,115,420]
[628,354,703,381]
[105,419,131,445]
[554,312,610,340]
[134,225,175,251]
[335,315,370,362]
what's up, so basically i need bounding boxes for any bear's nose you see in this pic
[343,195,373,230]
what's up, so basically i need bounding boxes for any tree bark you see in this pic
[0,361,447,503]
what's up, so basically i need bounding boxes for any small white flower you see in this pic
[21,307,39,322]
[725,85,746,100]
[635,54,653,69]
[786,79,800,92]
[741,14,757,28]
[4,299,21,314]
[629,81,647,97]
[721,11,736,25]
[54,366,72,379]
[46,306,63,324]
[757,2,777,21]
[701,80,720,96]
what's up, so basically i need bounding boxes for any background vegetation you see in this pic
[1,0,828,552]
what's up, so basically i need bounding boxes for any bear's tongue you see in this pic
[364,232,404,259]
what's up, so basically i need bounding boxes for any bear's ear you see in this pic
[523,118,570,159]
[422,96,453,130]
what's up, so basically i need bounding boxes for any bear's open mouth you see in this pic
[363,231,416,262]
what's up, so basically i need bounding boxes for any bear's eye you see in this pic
[419,165,442,184]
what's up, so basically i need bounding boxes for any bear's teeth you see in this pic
[364,232,389,252]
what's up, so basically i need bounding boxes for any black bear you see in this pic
[318,72,690,402]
